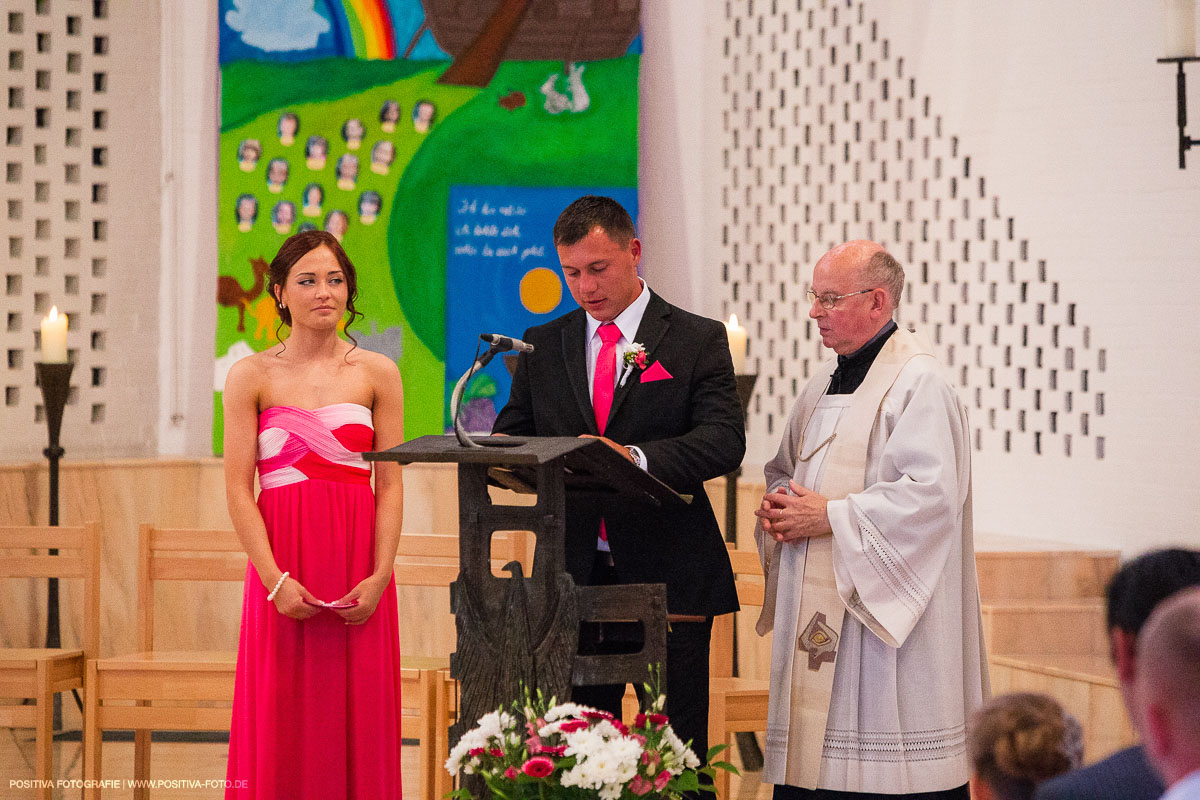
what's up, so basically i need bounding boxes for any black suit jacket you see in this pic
[492,291,744,616]
[1031,745,1164,800]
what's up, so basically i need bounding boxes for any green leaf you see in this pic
[673,771,701,791]
[709,760,739,775]
[706,743,730,760]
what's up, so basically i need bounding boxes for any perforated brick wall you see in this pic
[712,0,1105,463]
[1,0,159,461]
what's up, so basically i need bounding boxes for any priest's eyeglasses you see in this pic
[806,288,876,310]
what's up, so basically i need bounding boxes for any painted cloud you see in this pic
[225,0,331,52]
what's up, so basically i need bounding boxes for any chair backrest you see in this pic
[727,548,765,609]
[393,531,532,588]
[711,546,765,679]
[137,524,246,652]
[0,522,101,660]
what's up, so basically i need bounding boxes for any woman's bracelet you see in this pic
[266,571,290,602]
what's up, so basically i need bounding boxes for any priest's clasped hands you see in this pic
[755,479,833,542]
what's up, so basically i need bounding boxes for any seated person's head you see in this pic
[968,692,1083,800]
[1134,587,1200,787]
[1106,549,1200,693]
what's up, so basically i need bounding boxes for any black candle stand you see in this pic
[35,360,74,730]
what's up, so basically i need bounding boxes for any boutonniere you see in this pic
[619,342,647,386]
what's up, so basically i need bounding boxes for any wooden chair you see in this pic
[84,525,244,799]
[0,522,101,800]
[79,525,525,798]
[708,547,770,800]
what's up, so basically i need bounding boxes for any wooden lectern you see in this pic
[366,435,689,756]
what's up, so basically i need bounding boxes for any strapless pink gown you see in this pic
[226,403,402,799]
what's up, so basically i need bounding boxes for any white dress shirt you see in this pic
[582,280,651,476]
[583,280,651,555]
[584,279,652,401]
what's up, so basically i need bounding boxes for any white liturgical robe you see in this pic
[756,345,989,794]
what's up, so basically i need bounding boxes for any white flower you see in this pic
[544,702,588,721]
[660,726,700,771]
[474,709,514,740]
[445,729,488,773]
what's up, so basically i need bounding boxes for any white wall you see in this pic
[832,1,1200,552]
[638,4,713,317]
[653,0,1199,553]
[156,0,219,456]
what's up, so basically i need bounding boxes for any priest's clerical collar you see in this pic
[827,319,898,395]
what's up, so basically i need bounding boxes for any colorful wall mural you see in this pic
[214,0,641,452]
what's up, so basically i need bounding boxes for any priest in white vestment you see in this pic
[754,241,989,799]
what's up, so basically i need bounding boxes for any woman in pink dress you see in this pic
[222,230,405,799]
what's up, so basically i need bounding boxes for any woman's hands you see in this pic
[332,573,389,626]
[269,572,390,625]
[270,576,322,620]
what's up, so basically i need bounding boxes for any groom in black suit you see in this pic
[493,195,744,761]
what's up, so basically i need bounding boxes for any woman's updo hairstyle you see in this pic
[267,229,363,350]
[968,692,1084,800]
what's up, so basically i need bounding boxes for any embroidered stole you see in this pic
[761,326,931,788]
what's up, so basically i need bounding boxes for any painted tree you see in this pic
[437,0,533,87]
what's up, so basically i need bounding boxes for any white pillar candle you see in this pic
[40,306,68,363]
[725,314,748,375]
[1165,0,1197,58]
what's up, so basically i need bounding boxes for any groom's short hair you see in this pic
[553,195,637,248]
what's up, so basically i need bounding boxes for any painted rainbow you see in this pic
[328,0,397,60]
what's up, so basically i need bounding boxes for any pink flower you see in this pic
[525,735,542,752]
[489,747,504,757]
[558,719,589,733]
[640,749,661,769]
[646,712,669,726]
[631,733,647,746]
[655,769,672,790]
[634,351,647,369]
[503,766,519,780]
[522,756,555,778]
[582,710,615,722]
[468,747,486,757]
[634,712,647,727]
[612,720,630,736]
[629,775,655,796]
[540,744,567,756]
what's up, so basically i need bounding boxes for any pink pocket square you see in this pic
[640,361,673,383]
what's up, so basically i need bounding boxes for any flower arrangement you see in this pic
[445,671,735,799]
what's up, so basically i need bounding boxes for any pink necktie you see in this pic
[593,323,621,545]
[593,323,621,435]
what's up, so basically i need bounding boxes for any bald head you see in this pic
[809,241,905,355]
[1135,587,1200,785]
[816,240,884,270]
[814,241,903,310]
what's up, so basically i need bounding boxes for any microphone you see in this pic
[480,333,535,353]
